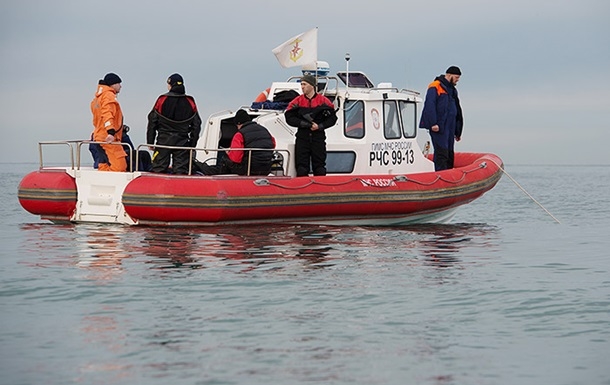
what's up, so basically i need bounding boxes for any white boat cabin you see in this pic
[195,63,435,177]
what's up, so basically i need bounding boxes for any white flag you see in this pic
[272,28,318,68]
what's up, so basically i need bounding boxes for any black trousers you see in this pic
[152,134,192,174]
[295,131,326,176]
[152,148,191,174]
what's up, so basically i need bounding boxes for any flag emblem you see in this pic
[272,28,318,68]
[289,38,304,63]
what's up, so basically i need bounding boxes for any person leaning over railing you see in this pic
[198,109,276,176]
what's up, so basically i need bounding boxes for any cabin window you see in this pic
[344,100,364,139]
[383,101,401,139]
[326,151,356,173]
[399,101,417,138]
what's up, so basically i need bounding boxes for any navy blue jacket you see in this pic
[419,76,463,139]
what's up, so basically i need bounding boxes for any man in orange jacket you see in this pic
[90,73,127,172]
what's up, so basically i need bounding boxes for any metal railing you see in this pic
[147,144,290,176]
[37,140,290,176]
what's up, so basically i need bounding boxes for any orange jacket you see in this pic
[90,84,123,142]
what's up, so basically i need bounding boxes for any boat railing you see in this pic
[286,75,340,98]
[346,86,420,98]
[399,88,421,96]
[205,109,234,121]
[37,140,135,171]
[139,143,291,176]
[38,140,77,169]
[81,141,136,172]
[37,139,289,176]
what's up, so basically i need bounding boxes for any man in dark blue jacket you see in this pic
[419,66,464,171]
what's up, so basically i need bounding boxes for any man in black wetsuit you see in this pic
[147,73,202,174]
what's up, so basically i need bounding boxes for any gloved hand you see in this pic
[105,134,115,143]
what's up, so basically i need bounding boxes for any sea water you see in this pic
[1,163,609,385]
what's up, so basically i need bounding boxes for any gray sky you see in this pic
[1,0,608,165]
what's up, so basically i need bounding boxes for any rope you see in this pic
[255,162,486,190]
[487,159,561,224]
[256,158,561,224]
[261,178,361,190]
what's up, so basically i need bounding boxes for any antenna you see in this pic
[345,53,350,96]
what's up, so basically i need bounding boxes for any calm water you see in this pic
[1,163,609,385]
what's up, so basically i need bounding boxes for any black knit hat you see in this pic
[234,109,251,125]
[446,66,462,75]
[103,73,122,85]
[301,74,317,87]
[167,73,184,86]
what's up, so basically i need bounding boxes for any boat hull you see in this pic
[17,169,78,222]
[17,153,502,226]
[121,153,503,226]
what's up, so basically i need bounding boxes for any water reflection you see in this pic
[16,221,502,384]
[135,225,341,271]
[18,223,346,273]
[141,229,201,269]
[19,222,77,256]
[19,223,116,274]
[417,224,473,267]
[288,227,335,266]
[18,223,134,383]
[19,222,500,276]
[74,225,132,281]
[20,223,139,283]
[402,223,501,285]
